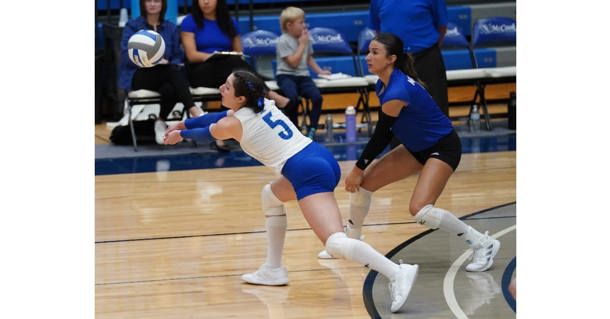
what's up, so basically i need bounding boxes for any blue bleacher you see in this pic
[98,1,514,75]
[237,7,472,44]
[96,0,336,11]
[271,48,500,78]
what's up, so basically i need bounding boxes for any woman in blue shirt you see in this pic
[342,33,500,273]
[119,0,203,144]
[180,0,288,106]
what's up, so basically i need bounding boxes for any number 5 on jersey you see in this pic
[262,112,293,140]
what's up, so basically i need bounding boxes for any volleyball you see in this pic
[127,30,165,68]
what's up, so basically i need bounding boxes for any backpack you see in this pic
[109,119,157,145]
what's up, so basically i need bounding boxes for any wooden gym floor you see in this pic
[95,83,516,318]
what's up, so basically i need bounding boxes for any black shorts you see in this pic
[406,130,462,171]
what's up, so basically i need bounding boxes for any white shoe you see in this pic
[390,263,419,313]
[154,119,167,145]
[241,264,289,286]
[317,223,363,259]
[317,250,334,259]
[465,232,501,272]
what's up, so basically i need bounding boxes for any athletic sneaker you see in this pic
[154,119,167,145]
[390,263,419,313]
[465,232,501,272]
[317,223,363,259]
[241,264,289,286]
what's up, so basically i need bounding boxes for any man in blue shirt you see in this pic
[369,0,449,116]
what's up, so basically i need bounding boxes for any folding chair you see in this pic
[309,27,373,135]
[355,27,380,109]
[441,22,490,127]
[356,27,376,79]
[123,89,188,151]
[469,17,516,130]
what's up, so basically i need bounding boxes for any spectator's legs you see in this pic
[132,65,176,121]
[167,66,202,117]
[276,74,300,128]
[298,76,323,131]
[157,82,177,120]
[413,45,449,116]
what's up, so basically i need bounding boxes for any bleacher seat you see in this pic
[120,89,190,151]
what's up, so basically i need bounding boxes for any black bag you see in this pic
[110,119,157,145]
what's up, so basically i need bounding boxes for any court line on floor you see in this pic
[95,216,516,244]
[501,257,516,312]
[443,224,516,319]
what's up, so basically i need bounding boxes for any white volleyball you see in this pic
[127,29,166,68]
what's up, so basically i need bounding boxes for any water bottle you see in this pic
[325,114,334,142]
[469,104,480,132]
[118,8,128,27]
[345,106,357,143]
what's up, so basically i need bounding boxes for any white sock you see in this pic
[261,184,287,268]
[348,188,373,239]
[325,232,399,279]
[264,214,287,268]
[462,226,484,247]
[415,205,483,247]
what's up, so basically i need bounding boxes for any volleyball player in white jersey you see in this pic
[164,70,418,313]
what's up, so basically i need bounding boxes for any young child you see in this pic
[275,6,331,139]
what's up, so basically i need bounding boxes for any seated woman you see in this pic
[119,0,203,145]
[180,0,289,107]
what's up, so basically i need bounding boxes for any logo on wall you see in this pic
[480,22,516,34]
[243,37,278,48]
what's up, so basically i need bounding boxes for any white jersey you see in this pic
[233,99,312,173]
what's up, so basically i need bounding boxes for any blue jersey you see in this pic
[376,69,453,151]
[180,14,240,54]
[369,0,447,53]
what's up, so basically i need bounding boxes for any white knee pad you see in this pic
[351,188,373,207]
[325,232,355,260]
[261,184,285,217]
[414,204,442,229]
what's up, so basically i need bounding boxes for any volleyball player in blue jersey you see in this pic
[164,70,418,313]
[322,33,500,272]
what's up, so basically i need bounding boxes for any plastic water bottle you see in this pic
[118,8,128,27]
[325,114,334,142]
[345,106,357,143]
[469,104,480,132]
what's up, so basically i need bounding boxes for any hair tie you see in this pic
[245,80,255,91]
[257,97,264,109]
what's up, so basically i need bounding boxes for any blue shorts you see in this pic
[281,142,341,200]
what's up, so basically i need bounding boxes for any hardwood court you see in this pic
[95,150,515,318]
